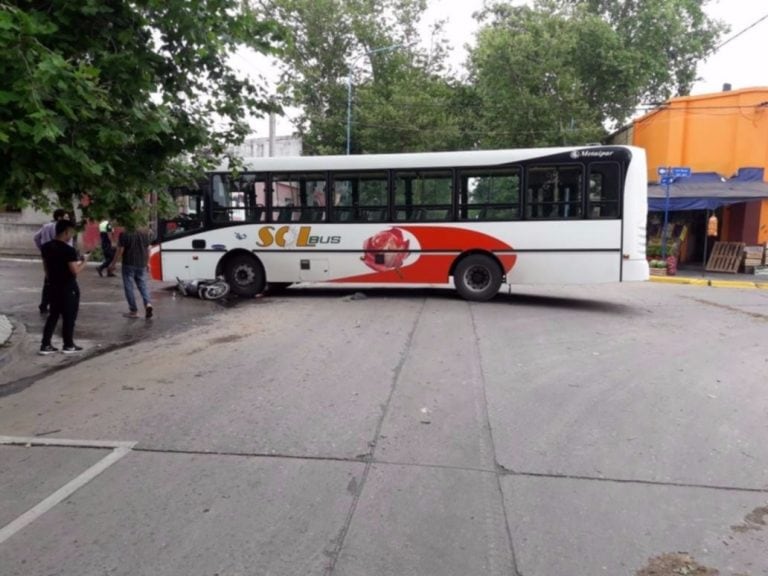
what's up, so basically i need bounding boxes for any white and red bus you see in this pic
[151,146,648,301]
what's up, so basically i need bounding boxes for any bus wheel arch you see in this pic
[217,250,265,297]
[450,251,505,302]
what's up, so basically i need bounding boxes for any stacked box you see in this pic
[743,245,766,274]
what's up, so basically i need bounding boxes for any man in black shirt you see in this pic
[109,226,153,318]
[40,220,86,354]
[33,208,69,313]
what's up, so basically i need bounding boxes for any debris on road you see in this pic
[731,505,768,533]
[0,314,13,346]
[343,292,368,301]
[635,553,719,576]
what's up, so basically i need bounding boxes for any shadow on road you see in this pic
[254,286,640,316]
[495,292,639,315]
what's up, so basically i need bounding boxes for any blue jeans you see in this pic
[122,265,152,313]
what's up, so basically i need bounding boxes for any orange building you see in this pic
[612,86,768,245]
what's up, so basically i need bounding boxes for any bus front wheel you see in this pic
[454,254,502,302]
[224,254,265,297]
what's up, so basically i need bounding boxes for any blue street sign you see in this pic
[660,176,675,185]
[657,166,691,178]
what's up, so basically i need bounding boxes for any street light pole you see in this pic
[346,43,410,155]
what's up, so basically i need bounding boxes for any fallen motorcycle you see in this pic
[176,277,230,300]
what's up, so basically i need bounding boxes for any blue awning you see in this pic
[648,168,768,211]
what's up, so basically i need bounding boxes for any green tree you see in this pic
[260,0,464,154]
[0,1,281,220]
[355,46,466,154]
[562,0,727,99]
[468,0,726,149]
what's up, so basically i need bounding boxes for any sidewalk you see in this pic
[0,257,225,392]
[650,267,768,289]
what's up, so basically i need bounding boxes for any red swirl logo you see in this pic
[361,228,411,272]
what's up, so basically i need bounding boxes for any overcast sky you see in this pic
[239,0,768,138]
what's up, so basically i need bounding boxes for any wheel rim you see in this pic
[463,265,491,292]
[232,264,255,287]
[202,282,229,300]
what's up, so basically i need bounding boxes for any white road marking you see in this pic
[0,436,134,449]
[0,436,136,545]
[0,258,40,264]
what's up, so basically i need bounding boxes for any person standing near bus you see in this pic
[96,219,116,277]
[108,224,154,319]
[33,208,69,314]
[39,220,86,354]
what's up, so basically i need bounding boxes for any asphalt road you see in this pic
[0,257,225,390]
[1,263,767,576]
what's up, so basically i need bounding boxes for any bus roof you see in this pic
[213,145,638,173]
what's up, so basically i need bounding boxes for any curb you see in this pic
[0,314,12,347]
[649,276,768,290]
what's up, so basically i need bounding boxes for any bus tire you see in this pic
[223,254,265,297]
[453,254,502,302]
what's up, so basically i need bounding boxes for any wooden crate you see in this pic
[706,241,745,273]
[744,245,767,270]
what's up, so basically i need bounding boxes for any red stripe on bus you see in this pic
[334,226,517,284]
[149,247,162,281]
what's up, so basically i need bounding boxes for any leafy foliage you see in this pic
[468,0,726,149]
[262,0,726,154]
[261,0,464,155]
[0,0,281,220]
[564,0,727,99]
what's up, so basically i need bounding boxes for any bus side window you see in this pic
[272,174,326,223]
[394,170,452,222]
[588,163,621,219]
[525,166,583,219]
[330,172,388,222]
[211,174,265,223]
[162,186,206,239]
[459,168,520,221]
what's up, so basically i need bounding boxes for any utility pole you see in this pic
[268,112,276,157]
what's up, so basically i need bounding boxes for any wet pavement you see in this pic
[1,267,767,575]
[0,258,226,391]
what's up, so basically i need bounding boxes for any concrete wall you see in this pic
[629,87,768,245]
[0,204,89,256]
[632,87,768,182]
[0,208,50,256]
[229,135,303,159]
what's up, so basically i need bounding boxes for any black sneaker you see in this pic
[61,345,84,354]
[39,344,59,355]
[145,304,154,319]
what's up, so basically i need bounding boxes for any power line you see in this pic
[329,93,768,113]
[713,11,768,52]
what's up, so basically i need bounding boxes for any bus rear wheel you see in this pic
[224,254,265,297]
[454,254,502,301]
